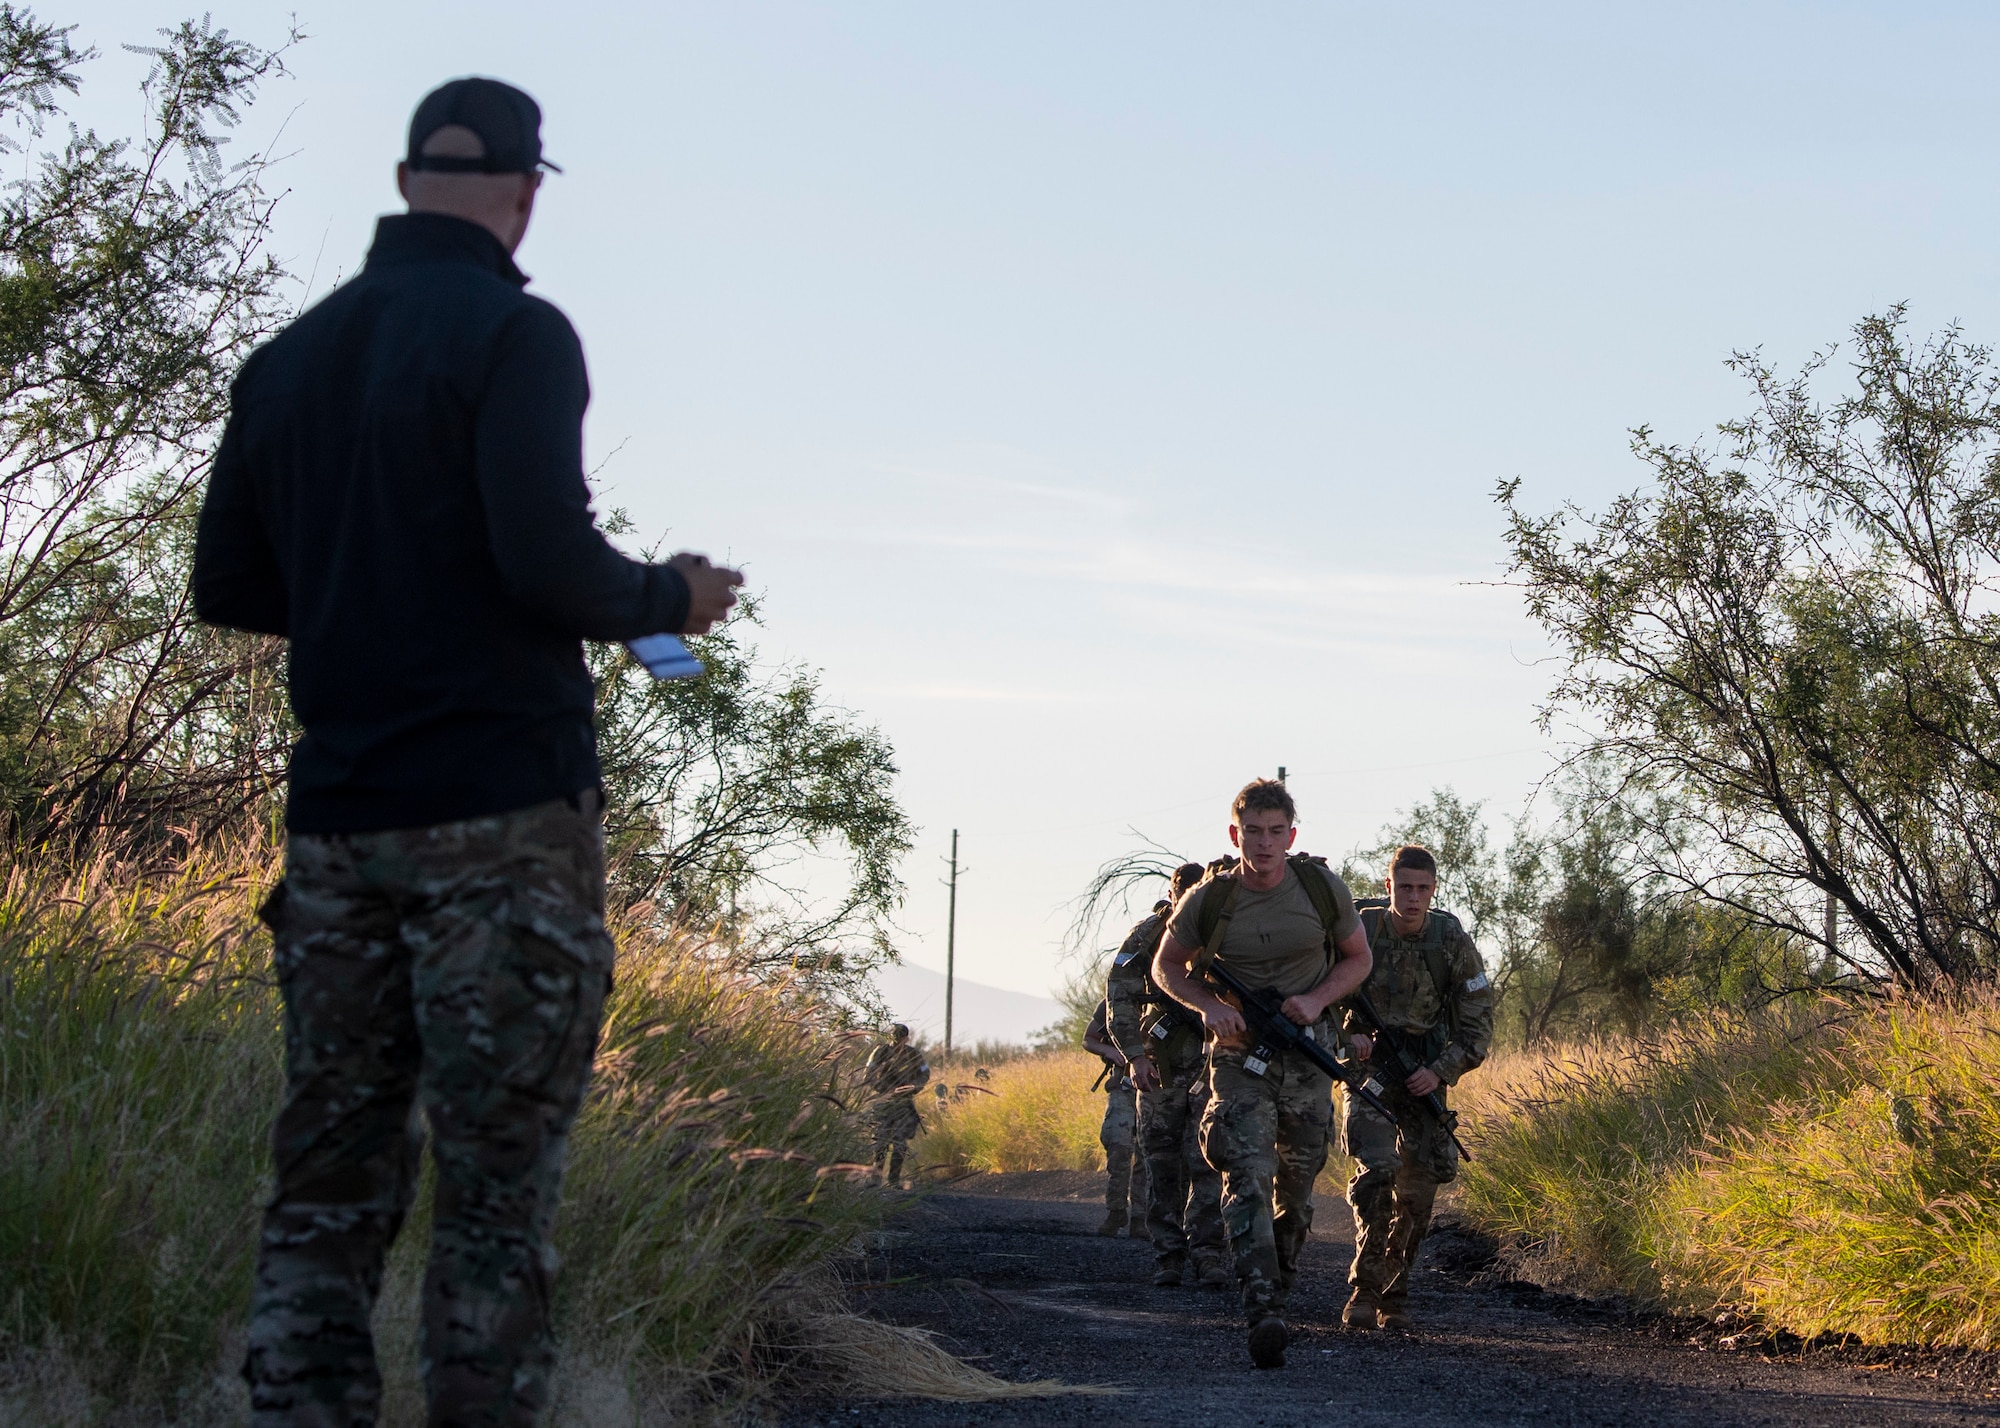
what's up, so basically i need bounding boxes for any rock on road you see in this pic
[783,1171,2000,1428]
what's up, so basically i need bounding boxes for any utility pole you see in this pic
[1277,765,1287,784]
[945,829,960,1053]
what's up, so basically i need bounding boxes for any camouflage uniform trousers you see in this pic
[245,793,615,1428]
[871,1095,922,1183]
[1198,1033,1335,1325]
[1138,1054,1225,1267]
[1099,1080,1144,1224]
[1344,1073,1459,1312]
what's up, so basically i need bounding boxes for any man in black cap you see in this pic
[196,76,741,1427]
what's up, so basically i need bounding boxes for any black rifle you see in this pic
[1199,958,1401,1127]
[1348,989,1473,1163]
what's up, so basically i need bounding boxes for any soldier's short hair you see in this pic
[1232,778,1296,826]
[889,1023,910,1040]
[1389,844,1438,876]
[1170,861,1205,897]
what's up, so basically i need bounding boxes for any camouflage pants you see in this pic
[1199,1033,1334,1325]
[871,1095,922,1183]
[1138,1053,1224,1264]
[245,794,615,1428]
[1100,1082,1142,1222]
[1344,1073,1459,1309]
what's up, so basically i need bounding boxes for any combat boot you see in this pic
[1377,1305,1414,1331]
[1193,1255,1231,1289]
[1342,1288,1378,1329]
[1096,1210,1128,1237]
[1150,1252,1185,1287]
[1246,1315,1288,1369]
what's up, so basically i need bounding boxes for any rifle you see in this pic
[1347,989,1473,1163]
[1199,957,1402,1127]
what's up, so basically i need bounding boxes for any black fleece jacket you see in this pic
[194,212,689,834]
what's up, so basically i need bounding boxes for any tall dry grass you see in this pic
[1456,994,2000,1348]
[918,1051,1108,1174]
[0,844,280,1411]
[913,1049,1365,1192]
[0,839,1020,1425]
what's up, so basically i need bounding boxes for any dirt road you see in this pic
[783,1171,2000,1428]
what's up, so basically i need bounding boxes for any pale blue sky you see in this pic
[77,3,2000,1010]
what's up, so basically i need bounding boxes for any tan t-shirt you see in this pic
[1164,864,1362,998]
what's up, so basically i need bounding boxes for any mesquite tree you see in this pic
[590,591,913,996]
[1503,310,2000,987]
[0,8,295,850]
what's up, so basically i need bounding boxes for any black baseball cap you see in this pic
[405,77,561,175]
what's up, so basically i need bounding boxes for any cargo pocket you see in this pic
[509,885,615,976]
[491,887,614,1096]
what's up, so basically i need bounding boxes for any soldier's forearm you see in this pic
[1433,1041,1486,1086]
[1153,950,1222,1019]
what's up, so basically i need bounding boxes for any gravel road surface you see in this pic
[780,1171,2000,1428]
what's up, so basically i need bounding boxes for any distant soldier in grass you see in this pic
[194,77,741,1426]
[1108,861,1229,1286]
[1082,998,1144,1236]
[1342,845,1494,1331]
[865,1024,930,1186]
[1153,780,1374,1370]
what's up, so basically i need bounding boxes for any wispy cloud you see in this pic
[865,460,1131,516]
[860,684,1108,704]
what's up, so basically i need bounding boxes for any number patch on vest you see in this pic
[1149,1020,1171,1041]
[1465,973,1489,993]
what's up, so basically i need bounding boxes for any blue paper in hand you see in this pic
[626,633,705,681]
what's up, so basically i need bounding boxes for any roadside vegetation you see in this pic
[1448,309,2000,1344]
[1457,994,2000,1348]
[0,839,955,1423]
[917,1051,1107,1176]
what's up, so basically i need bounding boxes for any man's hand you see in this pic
[1349,1032,1374,1060]
[671,552,744,634]
[1279,992,1324,1027]
[1201,1001,1246,1041]
[1130,1055,1161,1091]
[1405,1066,1442,1097]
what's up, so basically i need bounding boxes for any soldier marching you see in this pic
[868,777,1492,1370]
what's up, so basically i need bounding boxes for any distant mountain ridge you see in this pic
[871,960,1065,1047]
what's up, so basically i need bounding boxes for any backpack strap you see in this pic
[1288,855,1340,943]
[1288,855,1348,980]
[1192,875,1241,974]
[1425,917,1461,1043]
